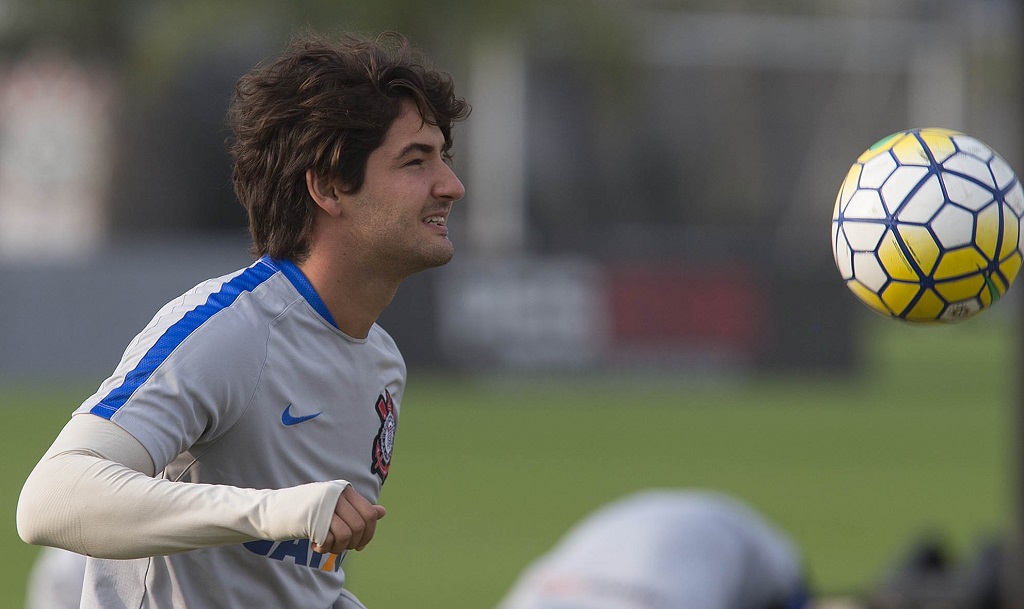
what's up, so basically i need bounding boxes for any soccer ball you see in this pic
[831,127,1024,323]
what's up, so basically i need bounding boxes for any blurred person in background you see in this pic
[16,30,469,609]
[24,547,86,609]
[498,489,811,609]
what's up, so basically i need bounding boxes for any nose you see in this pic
[434,163,466,202]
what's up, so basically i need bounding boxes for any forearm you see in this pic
[17,415,346,559]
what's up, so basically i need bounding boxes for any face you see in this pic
[342,99,466,278]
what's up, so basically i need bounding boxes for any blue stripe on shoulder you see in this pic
[90,259,278,419]
[271,257,337,328]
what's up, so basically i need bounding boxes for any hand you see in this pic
[312,485,386,554]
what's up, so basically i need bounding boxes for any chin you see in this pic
[402,245,454,276]
[427,248,455,268]
[429,240,455,264]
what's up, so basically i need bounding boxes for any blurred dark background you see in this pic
[2,0,1017,382]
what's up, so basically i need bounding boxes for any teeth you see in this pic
[425,216,446,226]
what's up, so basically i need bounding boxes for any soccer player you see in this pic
[497,490,811,609]
[17,31,469,609]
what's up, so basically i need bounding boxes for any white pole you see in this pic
[465,34,527,255]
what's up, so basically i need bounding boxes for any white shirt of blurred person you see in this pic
[25,547,86,609]
[497,490,810,609]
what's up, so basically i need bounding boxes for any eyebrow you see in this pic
[395,142,436,160]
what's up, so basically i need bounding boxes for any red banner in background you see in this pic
[605,263,768,361]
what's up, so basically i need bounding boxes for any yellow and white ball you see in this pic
[831,128,1024,323]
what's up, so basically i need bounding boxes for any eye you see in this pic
[403,158,424,167]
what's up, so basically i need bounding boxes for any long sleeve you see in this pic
[17,414,347,559]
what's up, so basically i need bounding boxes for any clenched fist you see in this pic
[312,485,387,554]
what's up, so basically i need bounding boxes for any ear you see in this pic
[305,169,343,217]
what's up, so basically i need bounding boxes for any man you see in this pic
[17,31,470,608]
[497,490,811,609]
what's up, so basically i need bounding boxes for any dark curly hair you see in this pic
[226,31,471,261]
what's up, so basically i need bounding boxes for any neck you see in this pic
[296,252,400,339]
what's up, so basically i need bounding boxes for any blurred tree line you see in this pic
[0,0,1013,246]
[0,0,638,234]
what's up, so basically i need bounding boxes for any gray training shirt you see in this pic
[75,255,405,608]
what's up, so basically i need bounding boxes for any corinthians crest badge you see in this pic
[371,389,396,483]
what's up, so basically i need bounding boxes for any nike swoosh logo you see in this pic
[281,404,322,426]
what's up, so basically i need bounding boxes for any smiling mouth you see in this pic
[424,215,447,227]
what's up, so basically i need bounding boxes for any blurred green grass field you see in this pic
[1,313,1017,608]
